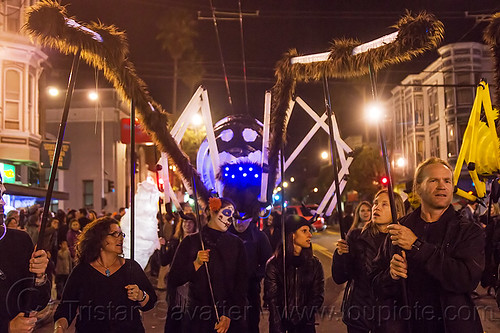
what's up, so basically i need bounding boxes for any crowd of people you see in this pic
[1,156,500,332]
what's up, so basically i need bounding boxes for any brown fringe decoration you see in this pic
[483,12,500,107]
[24,1,211,203]
[267,11,444,198]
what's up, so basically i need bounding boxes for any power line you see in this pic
[208,0,234,111]
[238,0,249,113]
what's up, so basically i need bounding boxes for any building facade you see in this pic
[45,88,135,213]
[0,0,66,210]
[389,42,495,190]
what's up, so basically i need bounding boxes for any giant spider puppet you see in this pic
[24,0,450,324]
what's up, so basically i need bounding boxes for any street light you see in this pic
[48,86,59,97]
[321,151,328,160]
[396,157,406,168]
[283,181,288,188]
[88,91,98,101]
[290,177,295,183]
[191,113,202,126]
[313,187,319,193]
[365,101,384,123]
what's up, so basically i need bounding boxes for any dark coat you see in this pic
[264,251,324,333]
[168,226,248,332]
[0,229,51,333]
[229,223,272,332]
[228,223,273,283]
[331,227,386,331]
[372,206,485,333]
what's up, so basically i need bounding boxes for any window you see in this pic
[444,74,454,109]
[428,87,439,123]
[430,130,440,157]
[28,74,35,132]
[415,96,423,125]
[458,123,468,146]
[405,97,413,125]
[416,138,424,164]
[454,48,470,55]
[447,124,457,157]
[83,180,94,209]
[4,69,21,130]
[6,0,23,32]
[456,73,473,105]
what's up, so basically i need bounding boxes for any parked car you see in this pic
[284,205,326,232]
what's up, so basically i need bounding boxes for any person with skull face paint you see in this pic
[228,214,272,333]
[167,197,248,333]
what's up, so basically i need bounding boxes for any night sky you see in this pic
[47,1,499,157]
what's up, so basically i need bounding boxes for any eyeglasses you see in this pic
[108,231,126,238]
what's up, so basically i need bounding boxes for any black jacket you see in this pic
[372,206,485,333]
[332,227,386,330]
[0,229,51,333]
[168,226,248,322]
[228,223,273,284]
[264,251,324,333]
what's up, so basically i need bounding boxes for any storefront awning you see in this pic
[4,183,69,200]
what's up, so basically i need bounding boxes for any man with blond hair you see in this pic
[373,157,485,333]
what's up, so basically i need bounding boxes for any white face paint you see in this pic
[212,204,235,232]
[233,217,252,233]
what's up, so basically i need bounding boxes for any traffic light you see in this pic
[107,180,115,193]
[381,176,389,186]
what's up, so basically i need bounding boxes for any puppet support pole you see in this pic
[192,175,220,322]
[322,76,347,239]
[368,64,410,329]
[130,100,136,261]
[29,50,82,315]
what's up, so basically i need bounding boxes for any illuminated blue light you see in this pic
[220,163,263,187]
[274,194,280,201]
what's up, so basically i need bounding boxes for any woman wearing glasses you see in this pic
[53,216,157,332]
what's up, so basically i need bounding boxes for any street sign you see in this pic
[40,141,72,170]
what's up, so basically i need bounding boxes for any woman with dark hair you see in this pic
[167,197,247,333]
[263,211,282,253]
[161,213,197,268]
[332,189,405,333]
[162,213,197,332]
[349,201,372,231]
[53,217,157,333]
[264,215,325,333]
[88,209,98,221]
